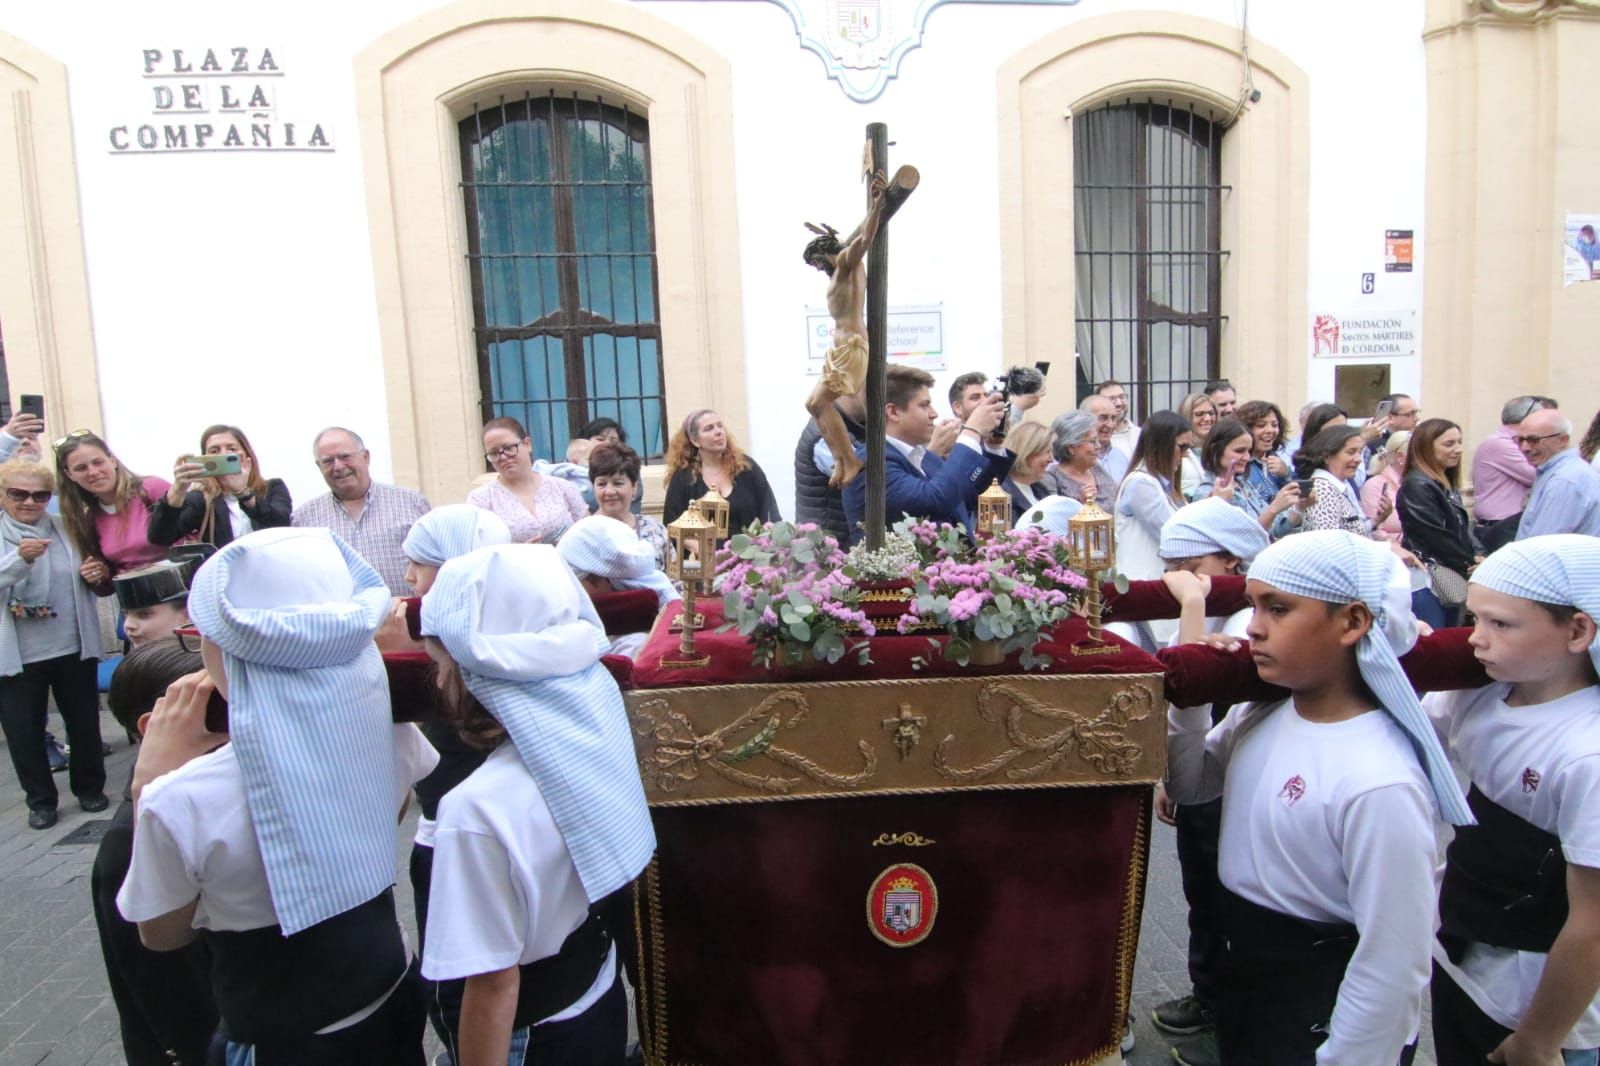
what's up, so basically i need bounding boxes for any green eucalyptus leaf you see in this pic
[788,619,812,642]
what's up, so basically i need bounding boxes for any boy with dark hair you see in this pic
[1167,530,1471,1064]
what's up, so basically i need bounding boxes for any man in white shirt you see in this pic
[1098,380,1141,459]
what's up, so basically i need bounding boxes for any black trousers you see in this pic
[91,801,222,1066]
[444,973,627,1066]
[1431,960,1517,1065]
[231,957,427,1066]
[1478,514,1521,555]
[409,841,467,1055]
[1174,796,1224,1010]
[0,652,103,811]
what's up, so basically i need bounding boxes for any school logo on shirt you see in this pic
[868,863,937,947]
[1522,767,1542,793]
[1278,774,1307,807]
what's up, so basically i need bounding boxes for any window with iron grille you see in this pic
[1073,101,1228,421]
[459,91,665,463]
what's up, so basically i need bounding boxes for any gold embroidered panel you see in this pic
[625,672,1166,806]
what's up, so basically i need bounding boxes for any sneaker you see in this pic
[1170,1029,1221,1066]
[27,808,57,830]
[1153,994,1214,1036]
[45,733,67,773]
[1121,1016,1135,1053]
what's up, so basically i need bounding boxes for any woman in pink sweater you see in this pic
[1360,430,1410,544]
[54,431,171,594]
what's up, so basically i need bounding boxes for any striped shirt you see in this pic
[292,482,431,595]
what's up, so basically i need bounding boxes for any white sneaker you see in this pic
[1121,1017,1135,1053]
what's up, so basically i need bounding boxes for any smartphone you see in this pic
[18,394,43,421]
[1033,361,1051,377]
[188,453,242,477]
[1294,478,1315,498]
[1374,400,1394,418]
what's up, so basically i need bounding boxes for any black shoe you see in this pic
[45,734,67,773]
[100,741,112,757]
[78,793,109,813]
[1171,1029,1221,1066]
[27,808,57,830]
[1153,994,1215,1035]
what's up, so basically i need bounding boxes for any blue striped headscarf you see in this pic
[557,515,680,607]
[420,544,655,902]
[1474,534,1600,676]
[1160,497,1270,564]
[402,504,511,567]
[187,527,398,934]
[1248,530,1474,826]
[1015,495,1083,534]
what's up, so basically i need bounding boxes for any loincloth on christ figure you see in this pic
[819,333,869,396]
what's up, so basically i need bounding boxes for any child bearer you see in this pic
[1429,533,1600,1065]
[1149,498,1268,1060]
[1167,529,1472,1065]
[114,560,190,647]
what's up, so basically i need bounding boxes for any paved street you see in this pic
[0,709,1435,1066]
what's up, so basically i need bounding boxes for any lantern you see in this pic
[975,482,1012,540]
[697,489,731,541]
[1067,499,1117,642]
[662,503,716,667]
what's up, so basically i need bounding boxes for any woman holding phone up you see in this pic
[150,425,293,548]
[1194,418,1309,539]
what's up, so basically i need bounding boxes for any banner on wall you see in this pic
[1310,309,1418,359]
[805,304,945,372]
[1564,213,1600,287]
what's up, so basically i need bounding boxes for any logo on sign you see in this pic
[867,863,938,947]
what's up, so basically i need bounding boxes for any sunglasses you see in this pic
[4,488,52,503]
[52,429,95,451]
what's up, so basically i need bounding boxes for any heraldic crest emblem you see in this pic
[867,862,938,947]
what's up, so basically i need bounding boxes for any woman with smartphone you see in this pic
[55,430,170,592]
[1195,418,1309,538]
[150,425,292,548]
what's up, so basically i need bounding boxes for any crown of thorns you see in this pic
[802,222,843,271]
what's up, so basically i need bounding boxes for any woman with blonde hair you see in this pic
[662,409,780,534]
[1177,392,1219,500]
[150,424,293,547]
[1360,430,1410,544]
[998,420,1058,522]
[54,430,170,589]
[0,456,106,829]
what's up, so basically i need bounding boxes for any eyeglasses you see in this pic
[4,488,52,503]
[1513,432,1565,447]
[175,626,201,653]
[52,429,94,451]
[315,452,359,470]
[485,443,522,462]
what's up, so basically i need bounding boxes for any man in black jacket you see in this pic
[794,392,867,545]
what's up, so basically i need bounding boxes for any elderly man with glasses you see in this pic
[1472,395,1556,552]
[290,427,431,595]
[1513,407,1600,539]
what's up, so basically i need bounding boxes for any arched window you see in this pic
[1073,101,1226,418]
[460,91,665,462]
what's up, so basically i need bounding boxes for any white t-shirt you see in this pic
[422,744,614,1025]
[1168,698,1436,1064]
[1426,683,1600,1048]
[118,724,438,931]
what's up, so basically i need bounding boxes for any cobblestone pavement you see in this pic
[0,711,1436,1065]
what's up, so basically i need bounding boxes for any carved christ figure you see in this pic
[802,166,917,487]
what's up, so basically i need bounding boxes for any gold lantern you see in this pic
[975,482,1012,540]
[697,490,731,542]
[1067,499,1117,642]
[661,503,716,667]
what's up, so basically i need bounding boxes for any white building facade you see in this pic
[0,0,1595,512]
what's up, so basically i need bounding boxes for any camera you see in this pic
[988,363,1050,442]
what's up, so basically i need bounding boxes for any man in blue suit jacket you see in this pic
[843,364,1014,545]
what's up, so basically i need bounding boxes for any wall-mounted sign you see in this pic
[806,304,945,372]
[1361,272,1375,294]
[1565,212,1599,287]
[1311,309,1418,359]
[1384,229,1414,272]
[108,47,333,154]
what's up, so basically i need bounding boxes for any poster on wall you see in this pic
[805,304,945,373]
[1310,309,1418,359]
[1564,213,1600,287]
[1384,230,1414,273]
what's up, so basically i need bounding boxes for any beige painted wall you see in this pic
[996,12,1311,429]
[353,0,746,506]
[0,32,101,437]
[1423,0,1600,461]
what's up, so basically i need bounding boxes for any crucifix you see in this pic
[803,123,917,551]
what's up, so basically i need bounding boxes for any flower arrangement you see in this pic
[718,518,1089,671]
